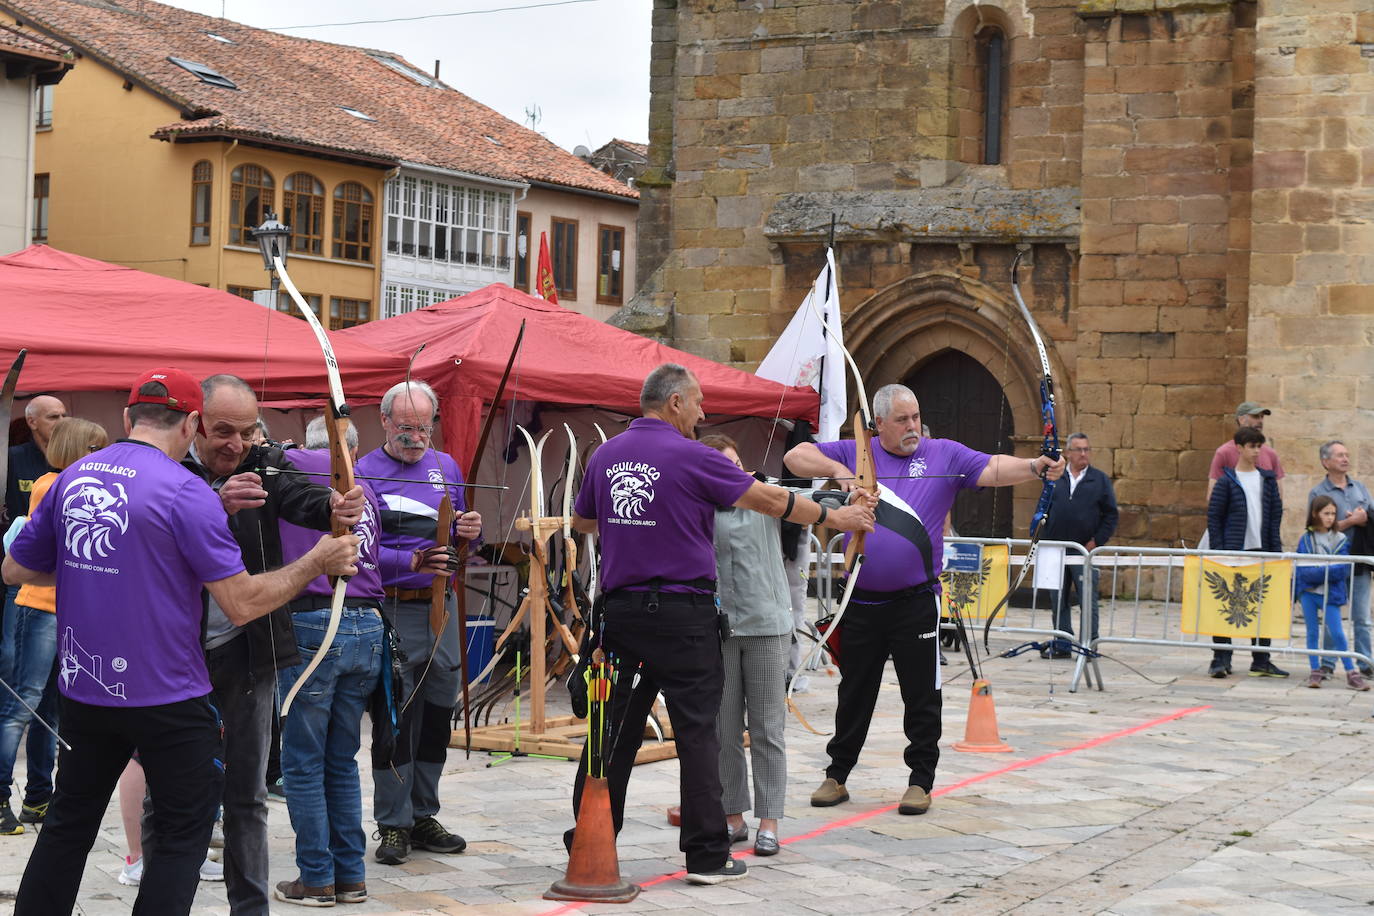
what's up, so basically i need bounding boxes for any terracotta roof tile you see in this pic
[0,22,71,62]
[611,139,648,157]
[1,0,636,199]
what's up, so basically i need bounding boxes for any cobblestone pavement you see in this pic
[3,600,1373,914]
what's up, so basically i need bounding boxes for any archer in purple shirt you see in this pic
[784,382,1064,819]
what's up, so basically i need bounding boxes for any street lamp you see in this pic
[251,211,291,290]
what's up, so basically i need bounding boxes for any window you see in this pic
[32,174,49,243]
[331,297,370,328]
[367,53,440,87]
[34,83,52,128]
[190,160,212,245]
[551,217,578,299]
[283,172,324,255]
[978,28,1006,165]
[332,182,373,262]
[167,56,238,90]
[339,106,375,121]
[597,224,624,305]
[229,164,274,245]
[384,175,512,271]
[383,283,460,319]
[514,211,532,291]
[227,285,321,317]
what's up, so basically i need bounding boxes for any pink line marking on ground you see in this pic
[541,704,1210,914]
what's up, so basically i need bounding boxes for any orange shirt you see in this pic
[15,472,57,613]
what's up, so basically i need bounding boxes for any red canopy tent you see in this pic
[338,284,819,467]
[0,245,407,405]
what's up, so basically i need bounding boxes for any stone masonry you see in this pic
[619,0,1373,548]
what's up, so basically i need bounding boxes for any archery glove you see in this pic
[414,545,461,574]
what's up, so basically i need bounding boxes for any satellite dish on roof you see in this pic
[573,144,592,158]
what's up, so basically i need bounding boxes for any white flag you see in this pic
[756,249,846,442]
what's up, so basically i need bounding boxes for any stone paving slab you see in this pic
[3,599,1374,913]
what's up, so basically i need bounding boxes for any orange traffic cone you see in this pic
[544,774,641,903]
[952,679,1013,753]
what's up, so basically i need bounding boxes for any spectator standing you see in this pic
[1206,426,1286,679]
[1294,495,1366,690]
[1038,433,1118,657]
[1308,441,1372,677]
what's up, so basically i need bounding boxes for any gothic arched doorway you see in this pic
[905,349,1013,537]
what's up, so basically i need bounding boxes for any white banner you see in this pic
[755,249,846,442]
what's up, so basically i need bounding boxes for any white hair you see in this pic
[380,380,439,419]
[872,384,916,420]
[305,416,359,450]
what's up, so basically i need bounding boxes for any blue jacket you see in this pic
[1293,529,1350,606]
[1207,467,1282,552]
[1040,465,1118,547]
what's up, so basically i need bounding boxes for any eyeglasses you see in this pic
[394,423,434,436]
[1066,447,1091,453]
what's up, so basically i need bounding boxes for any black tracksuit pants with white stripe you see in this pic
[825,590,942,791]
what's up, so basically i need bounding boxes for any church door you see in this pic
[905,349,1014,537]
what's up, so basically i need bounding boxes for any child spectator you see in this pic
[1295,495,1367,690]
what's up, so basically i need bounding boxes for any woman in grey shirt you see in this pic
[701,435,793,857]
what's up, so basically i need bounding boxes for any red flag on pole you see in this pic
[536,231,559,304]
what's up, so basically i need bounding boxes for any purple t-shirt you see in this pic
[355,446,466,589]
[9,440,245,707]
[575,417,755,593]
[278,449,384,602]
[817,436,990,594]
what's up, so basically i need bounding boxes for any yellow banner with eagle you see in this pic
[939,543,1010,622]
[1180,556,1292,640]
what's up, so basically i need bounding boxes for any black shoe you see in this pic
[18,800,48,825]
[685,857,748,885]
[0,802,22,836]
[374,825,410,865]
[266,778,287,802]
[1208,662,1229,679]
[411,816,466,854]
[1249,661,1289,678]
[727,822,749,844]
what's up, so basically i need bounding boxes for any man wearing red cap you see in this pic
[2,368,360,916]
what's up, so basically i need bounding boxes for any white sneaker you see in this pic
[792,675,810,694]
[210,819,225,849]
[199,856,225,882]
[118,855,143,886]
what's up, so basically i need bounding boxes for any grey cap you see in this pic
[1235,402,1271,417]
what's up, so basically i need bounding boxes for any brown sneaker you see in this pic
[1348,671,1371,691]
[1307,670,1324,688]
[810,778,849,807]
[898,785,932,815]
[273,878,335,907]
[336,882,367,904]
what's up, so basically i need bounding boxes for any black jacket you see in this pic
[1040,465,1118,547]
[185,444,333,677]
[1208,466,1282,552]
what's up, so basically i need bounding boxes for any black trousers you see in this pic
[1211,637,1271,667]
[17,695,222,916]
[825,590,942,791]
[570,592,728,873]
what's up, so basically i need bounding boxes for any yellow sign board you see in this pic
[1180,556,1292,640]
[940,544,1010,622]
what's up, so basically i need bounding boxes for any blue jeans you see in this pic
[277,608,383,888]
[1300,592,1352,671]
[1051,565,1100,643]
[0,602,58,806]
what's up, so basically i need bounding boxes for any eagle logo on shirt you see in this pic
[908,457,928,478]
[60,476,130,560]
[609,464,658,519]
[427,468,445,492]
[354,500,378,562]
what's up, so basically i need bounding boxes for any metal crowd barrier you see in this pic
[1075,545,1374,693]
[805,533,1102,691]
